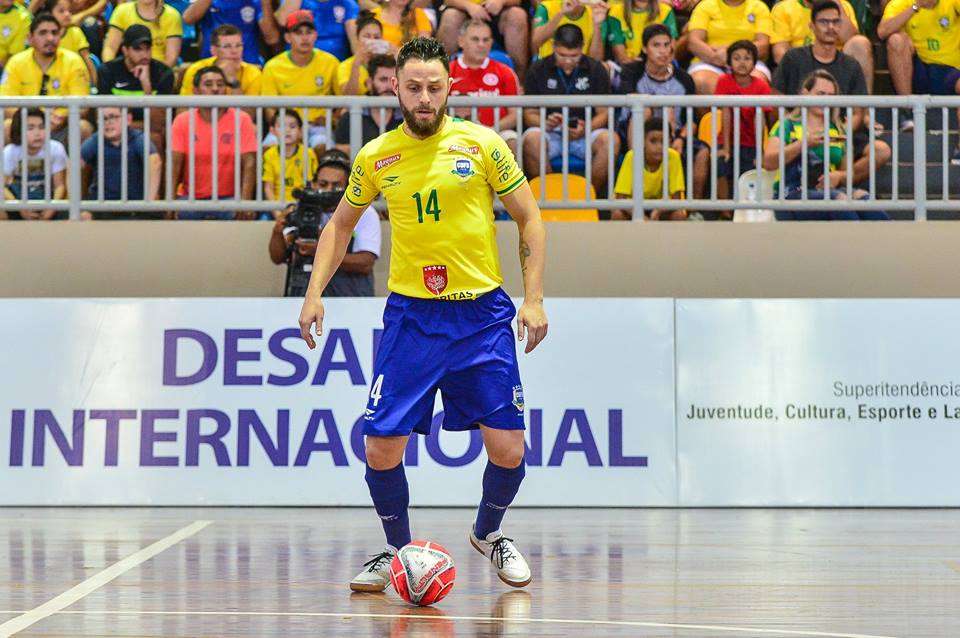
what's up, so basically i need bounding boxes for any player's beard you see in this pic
[400,97,447,138]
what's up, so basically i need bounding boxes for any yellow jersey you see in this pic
[771,0,859,47]
[614,148,685,199]
[108,2,183,63]
[883,0,960,67]
[346,116,526,300]
[688,0,772,48]
[609,2,678,58]
[261,49,339,122]
[336,56,369,95]
[533,0,596,58]
[263,144,319,202]
[58,24,90,54]
[180,56,262,95]
[0,4,30,63]
[0,48,90,97]
[370,6,432,48]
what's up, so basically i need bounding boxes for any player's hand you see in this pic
[299,295,325,349]
[517,300,548,354]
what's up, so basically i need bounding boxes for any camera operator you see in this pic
[269,150,382,297]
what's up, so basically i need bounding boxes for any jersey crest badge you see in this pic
[240,6,255,22]
[314,75,325,88]
[512,385,524,411]
[483,72,499,86]
[334,5,346,21]
[452,158,476,179]
[375,153,401,171]
[941,16,950,28]
[423,265,448,296]
[1,27,10,38]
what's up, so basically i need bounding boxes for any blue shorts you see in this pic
[912,57,960,95]
[363,287,525,437]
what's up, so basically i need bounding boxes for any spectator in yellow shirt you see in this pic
[613,117,687,220]
[686,0,772,94]
[180,24,262,96]
[770,0,873,92]
[0,0,30,68]
[336,10,396,96]
[102,0,182,69]
[45,0,97,84]
[261,10,339,153]
[532,0,610,63]
[0,14,92,141]
[262,109,319,217]
[371,0,432,48]
[878,0,960,142]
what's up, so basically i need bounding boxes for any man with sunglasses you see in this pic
[0,13,91,141]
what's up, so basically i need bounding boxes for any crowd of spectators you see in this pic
[0,0,956,222]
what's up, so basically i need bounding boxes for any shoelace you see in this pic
[363,551,393,573]
[489,536,517,568]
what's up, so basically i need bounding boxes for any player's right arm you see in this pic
[298,146,380,348]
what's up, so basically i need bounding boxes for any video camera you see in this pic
[285,187,344,241]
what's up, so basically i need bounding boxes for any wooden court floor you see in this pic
[0,507,957,637]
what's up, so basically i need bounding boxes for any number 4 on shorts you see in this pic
[370,374,384,407]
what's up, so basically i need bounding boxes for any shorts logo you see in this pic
[512,385,524,412]
[452,158,475,179]
[448,144,480,155]
[483,72,499,86]
[375,153,401,171]
[423,265,448,296]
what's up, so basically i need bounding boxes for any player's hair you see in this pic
[644,117,666,139]
[30,12,60,34]
[459,18,492,36]
[271,108,303,129]
[625,0,661,30]
[726,39,758,66]
[355,10,382,36]
[811,0,841,22]
[193,65,226,87]
[641,23,672,48]
[9,108,45,146]
[396,37,449,73]
[211,23,242,46]
[554,24,584,51]
[368,53,397,78]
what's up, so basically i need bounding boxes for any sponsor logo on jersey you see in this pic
[451,158,475,179]
[512,385,524,411]
[375,153,401,171]
[423,265,448,296]
[447,144,480,155]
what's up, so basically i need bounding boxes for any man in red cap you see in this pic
[261,9,340,154]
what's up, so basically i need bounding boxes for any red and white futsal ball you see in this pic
[390,540,456,606]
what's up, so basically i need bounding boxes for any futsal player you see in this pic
[297,37,548,591]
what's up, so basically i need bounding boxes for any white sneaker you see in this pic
[349,545,396,592]
[469,528,532,588]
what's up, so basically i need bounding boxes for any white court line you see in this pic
[0,609,899,638]
[0,520,211,637]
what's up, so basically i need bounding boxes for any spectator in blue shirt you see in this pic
[276,0,358,60]
[183,0,279,65]
[79,106,163,219]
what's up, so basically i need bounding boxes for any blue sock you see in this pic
[474,458,526,539]
[365,463,411,550]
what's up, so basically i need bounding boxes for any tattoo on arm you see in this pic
[520,239,531,274]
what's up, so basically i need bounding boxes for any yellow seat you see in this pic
[528,173,599,222]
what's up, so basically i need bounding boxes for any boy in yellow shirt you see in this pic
[263,109,319,218]
[613,117,687,220]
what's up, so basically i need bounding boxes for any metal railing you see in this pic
[0,95,956,221]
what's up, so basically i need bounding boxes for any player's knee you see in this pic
[365,437,405,470]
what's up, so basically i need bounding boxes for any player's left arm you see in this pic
[500,181,548,354]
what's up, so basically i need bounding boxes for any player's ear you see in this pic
[391,75,399,94]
